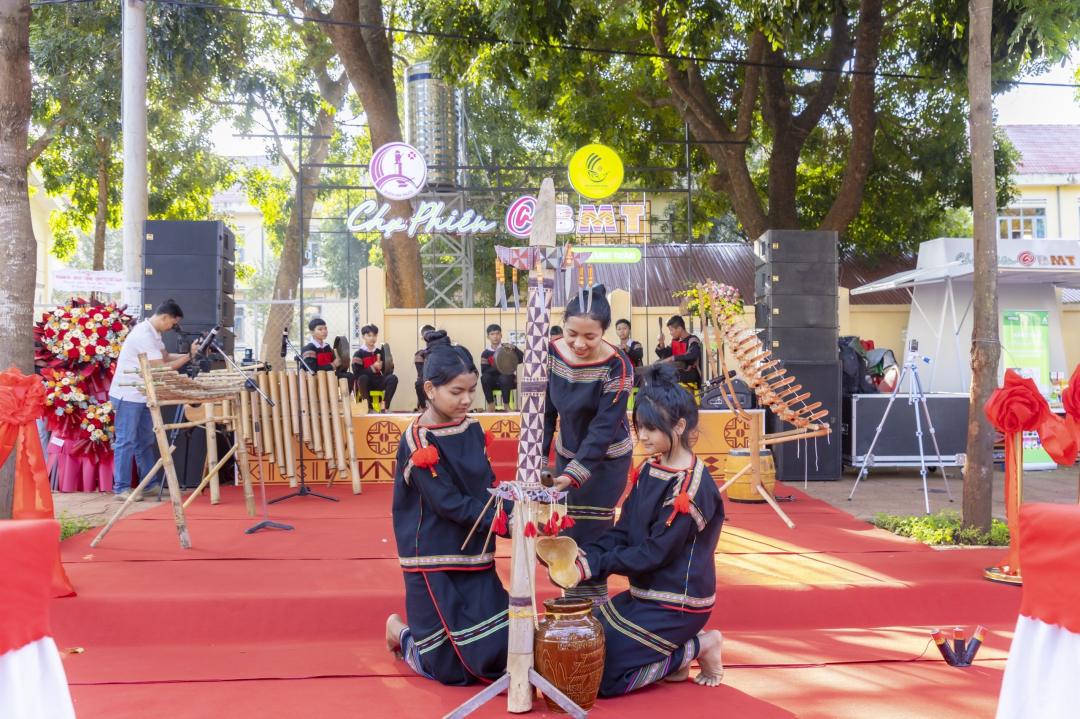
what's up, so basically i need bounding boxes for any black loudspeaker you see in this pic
[144,220,235,261]
[144,255,235,295]
[143,288,235,328]
[765,360,842,481]
[756,295,839,329]
[760,327,838,361]
[754,230,838,265]
[154,406,236,489]
[755,262,840,296]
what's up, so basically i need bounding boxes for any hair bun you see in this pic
[592,283,608,299]
[424,329,451,347]
[644,362,679,387]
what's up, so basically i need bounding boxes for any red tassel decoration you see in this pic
[524,521,537,538]
[545,511,561,536]
[411,443,440,469]
[673,492,691,514]
[493,508,508,535]
[628,463,641,486]
[485,429,495,448]
[560,514,576,530]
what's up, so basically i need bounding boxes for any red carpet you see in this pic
[53,481,1020,717]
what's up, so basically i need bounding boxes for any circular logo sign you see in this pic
[369,142,427,200]
[723,418,750,449]
[366,420,403,456]
[1018,251,1035,267]
[504,196,537,239]
[567,144,623,199]
[490,419,520,438]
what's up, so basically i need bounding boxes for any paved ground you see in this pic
[53,489,171,526]
[797,464,1080,521]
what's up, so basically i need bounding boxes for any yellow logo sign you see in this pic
[568,144,623,199]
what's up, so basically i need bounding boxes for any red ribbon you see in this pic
[984,370,1076,577]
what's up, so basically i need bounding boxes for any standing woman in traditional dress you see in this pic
[543,285,633,605]
[385,332,510,685]
[568,363,725,695]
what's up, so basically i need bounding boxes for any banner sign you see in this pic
[582,247,641,263]
[567,144,623,199]
[1003,309,1054,468]
[51,270,124,294]
[347,199,497,238]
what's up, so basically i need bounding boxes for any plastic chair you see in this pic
[369,390,384,412]
[492,390,517,412]
[627,387,639,410]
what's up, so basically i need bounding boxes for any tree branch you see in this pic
[26,116,67,167]
[262,108,299,179]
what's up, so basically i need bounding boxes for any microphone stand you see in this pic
[269,335,338,503]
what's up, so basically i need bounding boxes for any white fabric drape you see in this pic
[0,637,76,719]
[997,615,1080,718]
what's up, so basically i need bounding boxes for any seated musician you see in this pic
[563,364,725,694]
[352,324,399,412]
[301,318,353,387]
[615,319,644,387]
[655,315,702,390]
[479,323,523,412]
[413,324,435,411]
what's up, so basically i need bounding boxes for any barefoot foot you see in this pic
[386,614,406,659]
[693,630,724,687]
[665,662,691,682]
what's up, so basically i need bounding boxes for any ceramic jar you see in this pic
[534,597,605,713]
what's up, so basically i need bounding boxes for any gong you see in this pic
[494,344,519,375]
[379,343,395,375]
[332,336,350,365]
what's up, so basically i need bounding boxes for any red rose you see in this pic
[55,398,66,407]
[77,317,90,326]
[92,418,103,429]
[95,326,108,337]
[44,327,56,338]
[97,337,109,347]
[67,348,80,358]
[985,370,1048,433]
[112,322,123,332]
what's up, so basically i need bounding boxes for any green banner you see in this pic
[1002,310,1052,466]
[583,247,641,263]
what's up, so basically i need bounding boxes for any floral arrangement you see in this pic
[673,282,745,321]
[35,298,131,459]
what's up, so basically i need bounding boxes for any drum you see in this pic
[723,449,776,504]
[494,344,519,375]
[379,343,395,375]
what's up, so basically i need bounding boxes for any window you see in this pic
[998,205,1047,239]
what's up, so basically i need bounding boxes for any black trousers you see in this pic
[357,373,398,410]
[480,371,516,406]
[415,379,427,411]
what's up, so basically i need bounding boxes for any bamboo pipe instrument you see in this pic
[338,377,362,495]
[235,417,256,516]
[317,370,336,471]
[295,369,312,443]
[269,371,286,471]
[305,370,324,458]
[205,402,221,504]
[279,372,297,485]
[239,388,252,447]
[288,369,300,436]
[326,374,349,485]
[257,372,275,462]
[183,443,240,508]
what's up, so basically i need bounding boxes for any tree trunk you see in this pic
[0,0,37,518]
[311,0,424,308]
[963,0,998,533]
[93,134,110,271]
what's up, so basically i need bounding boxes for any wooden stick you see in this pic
[761,427,831,446]
[269,370,286,471]
[257,372,275,462]
[317,370,336,473]
[90,446,175,547]
[279,372,297,485]
[339,377,362,495]
[205,402,221,504]
[717,462,751,494]
[182,443,240,508]
[750,418,795,529]
[139,353,191,549]
[326,373,349,482]
[296,369,312,443]
[461,493,496,550]
[306,370,324,458]
[235,419,256,517]
[239,388,252,447]
[288,369,300,436]
[221,399,232,433]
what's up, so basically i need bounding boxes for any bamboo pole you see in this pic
[279,371,297,485]
[296,369,312,441]
[235,413,255,516]
[317,371,336,471]
[205,402,220,504]
[339,377,362,494]
[326,374,349,484]
[288,369,300,436]
[183,443,239,509]
[257,372,275,463]
[220,399,232,433]
[269,370,286,471]
[239,388,251,447]
[90,446,175,547]
[138,353,190,548]
[305,370,324,458]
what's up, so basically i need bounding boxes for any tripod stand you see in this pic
[848,344,953,514]
[269,334,337,504]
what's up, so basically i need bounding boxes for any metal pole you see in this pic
[121,0,148,312]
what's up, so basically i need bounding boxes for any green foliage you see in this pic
[56,511,101,541]
[872,510,1010,546]
[242,168,294,257]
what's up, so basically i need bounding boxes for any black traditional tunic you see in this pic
[300,338,335,373]
[352,345,398,408]
[621,339,645,388]
[479,343,523,406]
[656,334,702,386]
[413,348,428,410]
[542,341,633,605]
[393,416,509,686]
[576,456,724,696]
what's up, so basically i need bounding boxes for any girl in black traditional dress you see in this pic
[385,332,510,686]
[542,285,633,605]
[571,363,725,695]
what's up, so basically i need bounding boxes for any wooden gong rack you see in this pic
[697,280,832,529]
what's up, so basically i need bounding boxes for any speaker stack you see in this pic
[142,220,236,358]
[754,230,842,481]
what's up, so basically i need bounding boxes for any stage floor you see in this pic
[53,481,1020,718]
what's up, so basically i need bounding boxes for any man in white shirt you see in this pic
[108,299,197,502]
